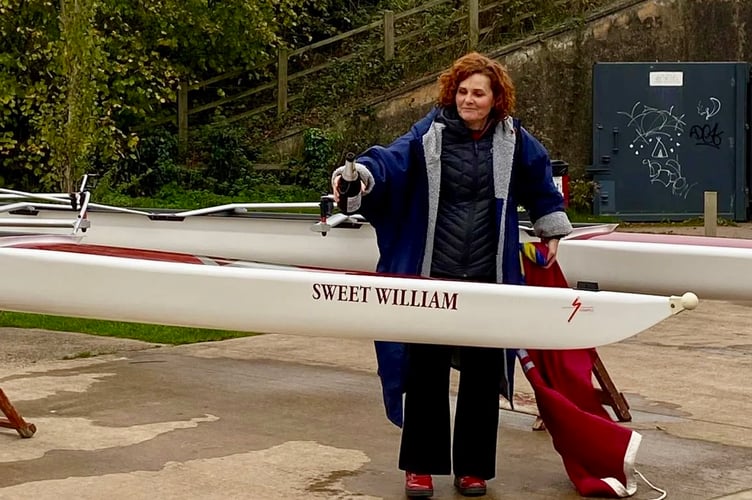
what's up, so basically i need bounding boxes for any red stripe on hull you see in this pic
[18,243,209,264]
[586,232,752,249]
[13,241,438,282]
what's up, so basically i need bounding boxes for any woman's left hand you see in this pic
[543,238,560,268]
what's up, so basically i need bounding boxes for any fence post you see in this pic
[177,79,189,156]
[384,10,395,61]
[468,0,479,50]
[277,47,288,115]
[704,191,717,236]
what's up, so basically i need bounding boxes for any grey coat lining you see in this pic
[420,116,516,283]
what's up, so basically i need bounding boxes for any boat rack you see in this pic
[0,388,36,438]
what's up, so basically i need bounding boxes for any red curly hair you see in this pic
[437,52,516,119]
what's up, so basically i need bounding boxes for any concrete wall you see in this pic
[343,0,752,178]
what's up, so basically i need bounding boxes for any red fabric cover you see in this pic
[520,243,641,497]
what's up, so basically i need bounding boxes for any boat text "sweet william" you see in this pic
[311,283,459,310]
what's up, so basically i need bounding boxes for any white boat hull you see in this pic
[557,233,752,300]
[557,240,748,300]
[0,245,696,349]
[4,204,751,301]
[1,208,381,270]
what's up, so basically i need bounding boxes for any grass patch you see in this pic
[95,185,323,212]
[563,211,739,228]
[565,210,620,224]
[0,311,256,345]
[619,217,738,228]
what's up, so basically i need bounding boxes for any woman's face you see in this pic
[455,73,494,131]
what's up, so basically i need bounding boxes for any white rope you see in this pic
[635,469,667,500]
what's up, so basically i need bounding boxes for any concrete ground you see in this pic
[0,224,751,500]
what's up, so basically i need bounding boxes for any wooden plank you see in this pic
[0,388,36,438]
[277,48,288,115]
[476,0,512,15]
[399,10,465,34]
[384,10,395,60]
[289,19,383,57]
[592,354,632,422]
[434,37,462,51]
[394,29,423,45]
[178,80,188,155]
[395,13,464,45]
[479,0,510,7]
[188,82,275,116]
[705,191,718,237]
[226,103,277,123]
[225,95,302,124]
[479,3,499,14]
[190,69,245,91]
[394,0,451,21]
[468,0,479,49]
[399,35,462,58]
[288,52,362,82]
[514,11,535,22]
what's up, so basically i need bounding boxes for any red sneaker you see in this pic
[453,475,487,496]
[405,472,434,497]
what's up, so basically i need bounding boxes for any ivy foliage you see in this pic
[278,127,342,195]
[0,0,381,192]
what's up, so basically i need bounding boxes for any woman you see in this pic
[333,52,572,498]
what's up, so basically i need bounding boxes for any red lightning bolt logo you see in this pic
[568,297,582,323]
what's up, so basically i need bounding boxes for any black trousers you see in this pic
[398,343,505,479]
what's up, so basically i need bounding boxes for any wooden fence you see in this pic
[175,0,586,149]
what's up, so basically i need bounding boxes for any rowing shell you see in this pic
[0,202,626,272]
[0,198,617,273]
[3,198,749,301]
[0,242,697,349]
[557,230,752,300]
[0,205,381,270]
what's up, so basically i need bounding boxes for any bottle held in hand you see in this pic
[337,152,362,214]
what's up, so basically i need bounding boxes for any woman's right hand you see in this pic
[332,175,342,203]
[331,174,366,204]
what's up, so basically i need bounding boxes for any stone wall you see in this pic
[340,0,752,178]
